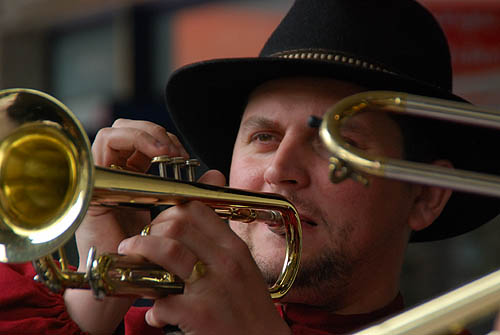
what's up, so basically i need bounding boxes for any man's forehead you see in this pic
[241,77,370,129]
[244,77,367,119]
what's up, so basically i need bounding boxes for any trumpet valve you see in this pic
[151,155,200,181]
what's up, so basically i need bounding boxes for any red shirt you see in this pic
[0,262,467,335]
[276,295,404,335]
[0,263,161,335]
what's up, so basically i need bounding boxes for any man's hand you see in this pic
[117,170,291,335]
[65,119,189,334]
[75,118,189,268]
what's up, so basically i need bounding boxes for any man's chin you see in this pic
[245,229,288,264]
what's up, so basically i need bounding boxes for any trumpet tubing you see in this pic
[319,91,500,195]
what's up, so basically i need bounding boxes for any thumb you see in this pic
[197,169,226,187]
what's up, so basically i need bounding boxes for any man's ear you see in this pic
[408,160,453,231]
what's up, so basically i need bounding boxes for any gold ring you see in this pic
[186,260,207,284]
[109,164,125,170]
[141,223,153,236]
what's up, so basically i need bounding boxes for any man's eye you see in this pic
[342,136,369,152]
[251,133,276,142]
[339,131,361,148]
[343,137,358,147]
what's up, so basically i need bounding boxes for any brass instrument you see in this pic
[0,88,301,300]
[318,90,500,335]
[319,91,500,195]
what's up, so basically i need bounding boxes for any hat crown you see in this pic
[260,0,452,91]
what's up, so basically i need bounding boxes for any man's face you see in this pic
[229,77,417,308]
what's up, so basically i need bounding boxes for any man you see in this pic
[1,0,499,334]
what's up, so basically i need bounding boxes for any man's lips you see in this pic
[299,215,318,227]
[265,214,317,236]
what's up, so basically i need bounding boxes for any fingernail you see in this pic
[145,309,152,325]
[118,239,128,254]
[155,140,168,148]
[145,309,159,327]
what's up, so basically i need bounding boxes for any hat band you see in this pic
[269,49,396,75]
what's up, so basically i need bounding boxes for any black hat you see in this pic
[166,0,500,242]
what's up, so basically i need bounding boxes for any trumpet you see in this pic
[318,91,500,335]
[0,88,301,300]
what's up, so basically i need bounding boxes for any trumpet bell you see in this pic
[0,89,93,263]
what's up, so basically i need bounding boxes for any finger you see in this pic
[197,169,226,187]
[145,302,168,328]
[146,293,210,330]
[145,296,181,329]
[114,119,189,159]
[152,202,232,245]
[112,119,171,144]
[93,127,170,168]
[151,203,243,262]
[167,132,189,159]
[118,235,198,280]
[92,119,189,169]
[126,150,155,172]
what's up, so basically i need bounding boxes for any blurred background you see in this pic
[1,0,500,333]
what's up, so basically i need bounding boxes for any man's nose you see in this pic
[263,137,310,189]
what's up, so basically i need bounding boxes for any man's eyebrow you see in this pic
[240,116,281,132]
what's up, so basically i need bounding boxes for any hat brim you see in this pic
[166,57,500,242]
